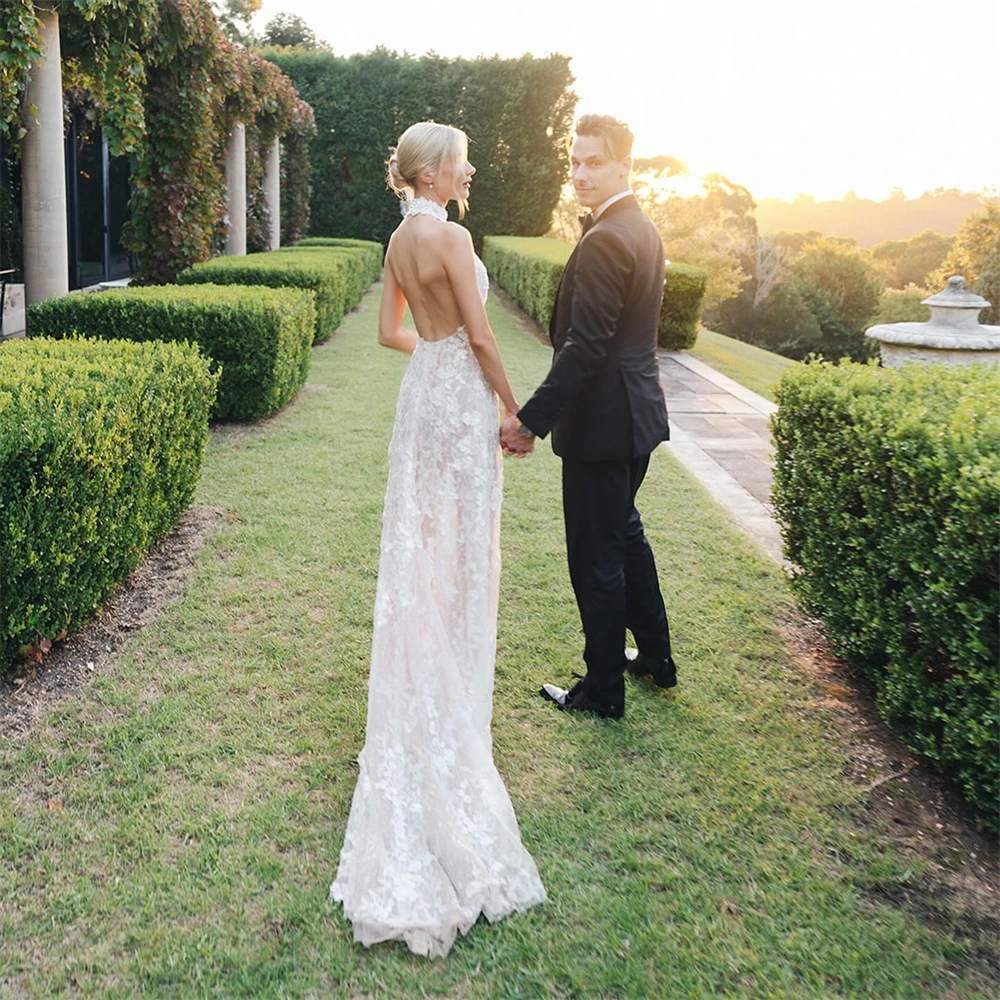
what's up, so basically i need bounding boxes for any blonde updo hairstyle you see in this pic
[387,121,470,219]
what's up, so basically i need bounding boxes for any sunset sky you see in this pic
[253,0,1000,203]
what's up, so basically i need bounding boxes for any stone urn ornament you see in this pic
[865,276,1000,367]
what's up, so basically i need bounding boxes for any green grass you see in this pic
[689,326,798,402]
[0,286,992,998]
[485,235,575,265]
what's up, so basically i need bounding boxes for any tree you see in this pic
[702,173,757,245]
[770,230,823,257]
[261,12,325,49]
[756,188,986,248]
[547,181,584,242]
[791,240,883,360]
[973,252,1000,325]
[629,170,754,307]
[632,155,689,177]
[871,229,953,289]
[753,236,784,307]
[209,0,261,44]
[752,277,824,358]
[710,238,885,362]
[870,286,931,325]
[928,201,1000,323]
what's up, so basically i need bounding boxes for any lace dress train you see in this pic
[329,235,546,958]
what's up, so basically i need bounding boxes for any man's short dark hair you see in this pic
[574,114,634,161]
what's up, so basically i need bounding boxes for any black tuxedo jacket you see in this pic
[517,194,670,461]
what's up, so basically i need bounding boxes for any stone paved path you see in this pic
[658,351,785,564]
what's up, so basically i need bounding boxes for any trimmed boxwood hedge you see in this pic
[0,337,218,669]
[482,236,567,330]
[482,236,708,348]
[177,254,344,344]
[772,360,1000,821]
[659,263,709,349]
[293,237,384,281]
[26,284,315,421]
[270,247,374,320]
[178,244,380,344]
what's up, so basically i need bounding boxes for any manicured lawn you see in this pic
[486,235,575,265]
[689,326,798,402]
[0,285,990,998]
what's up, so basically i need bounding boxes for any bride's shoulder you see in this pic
[440,220,474,252]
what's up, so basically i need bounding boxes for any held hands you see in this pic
[500,412,535,457]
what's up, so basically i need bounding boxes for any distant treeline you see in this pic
[756,189,989,247]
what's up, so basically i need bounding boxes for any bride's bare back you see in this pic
[377,204,518,415]
[385,215,471,341]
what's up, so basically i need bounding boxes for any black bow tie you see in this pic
[579,213,595,235]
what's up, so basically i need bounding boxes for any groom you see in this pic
[500,114,676,720]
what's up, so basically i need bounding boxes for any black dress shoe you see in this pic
[562,686,624,720]
[625,647,677,689]
[540,678,623,719]
[539,678,583,707]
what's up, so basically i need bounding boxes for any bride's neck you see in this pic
[413,186,447,208]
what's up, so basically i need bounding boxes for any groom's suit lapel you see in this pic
[548,195,639,344]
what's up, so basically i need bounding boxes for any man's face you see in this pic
[570,134,630,211]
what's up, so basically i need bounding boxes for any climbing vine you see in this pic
[281,98,316,246]
[0,0,43,142]
[0,0,314,283]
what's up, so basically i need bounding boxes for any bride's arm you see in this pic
[442,227,518,416]
[378,257,418,354]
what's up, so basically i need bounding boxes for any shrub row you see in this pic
[275,245,380,321]
[481,236,708,349]
[660,263,709,350]
[482,236,567,331]
[178,241,382,344]
[771,360,1000,821]
[294,237,384,280]
[26,284,315,421]
[0,337,218,669]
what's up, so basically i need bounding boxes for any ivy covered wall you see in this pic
[0,0,315,284]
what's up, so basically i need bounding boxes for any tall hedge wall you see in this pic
[0,337,218,668]
[262,48,576,249]
[772,360,999,821]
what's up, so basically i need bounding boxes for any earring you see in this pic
[429,182,434,189]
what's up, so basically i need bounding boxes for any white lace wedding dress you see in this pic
[329,197,546,958]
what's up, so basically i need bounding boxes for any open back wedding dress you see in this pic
[329,197,546,958]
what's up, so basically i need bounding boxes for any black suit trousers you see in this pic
[562,453,672,705]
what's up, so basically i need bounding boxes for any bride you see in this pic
[329,121,547,958]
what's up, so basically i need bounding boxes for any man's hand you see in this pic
[500,414,535,456]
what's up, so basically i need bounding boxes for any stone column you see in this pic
[224,122,247,256]
[21,1,68,306]
[262,137,280,250]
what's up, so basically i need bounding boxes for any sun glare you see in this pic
[252,0,1000,204]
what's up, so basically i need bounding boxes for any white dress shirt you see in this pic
[592,189,633,220]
